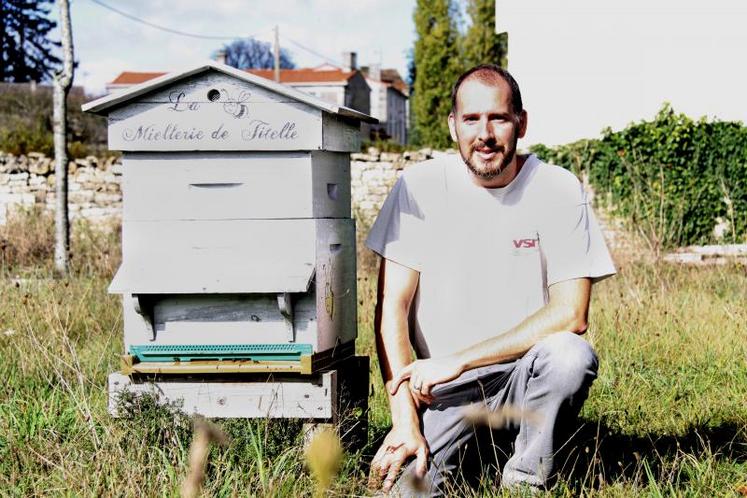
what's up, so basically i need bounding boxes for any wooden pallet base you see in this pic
[109,370,335,418]
[108,356,369,436]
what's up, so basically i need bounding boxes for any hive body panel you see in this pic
[122,151,351,220]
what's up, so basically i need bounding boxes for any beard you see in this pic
[460,133,519,180]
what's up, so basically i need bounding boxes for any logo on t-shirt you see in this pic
[512,238,537,249]
[511,237,540,257]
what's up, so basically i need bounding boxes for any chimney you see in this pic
[369,63,381,81]
[341,51,357,72]
[215,49,227,65]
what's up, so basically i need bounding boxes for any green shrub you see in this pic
[531,104,747,249]
[0,115,55,156]
[360,138,408,154]
[0,83,108,158]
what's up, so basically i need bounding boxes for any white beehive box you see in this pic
[83,61,376,375]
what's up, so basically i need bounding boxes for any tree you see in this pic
[462,0,508,68]
[219,38,295,70]
[405,48,420,146]
[1,0,62,82]
[411,0,462,148]
[53,0,74,275]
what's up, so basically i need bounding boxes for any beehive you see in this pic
[83,62,374,419]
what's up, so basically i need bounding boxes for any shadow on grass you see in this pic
[557,419,747,488]
[363,418,746,491]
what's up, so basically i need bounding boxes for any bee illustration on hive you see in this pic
[220,89,251,119]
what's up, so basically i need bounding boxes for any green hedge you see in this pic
[530,104,747,249]
[0,83,108,158]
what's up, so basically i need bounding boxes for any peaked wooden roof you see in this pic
[83,60,376,123]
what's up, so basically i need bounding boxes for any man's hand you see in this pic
[368,421,429,492]
[390,355,464,404]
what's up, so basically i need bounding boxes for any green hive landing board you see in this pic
[129,344,313,362]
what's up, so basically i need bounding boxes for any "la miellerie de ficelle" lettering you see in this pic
[241,120,298,141]
[122,120,299,143]
[122,123,205,142]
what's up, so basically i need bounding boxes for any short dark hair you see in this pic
[450,64,523,115]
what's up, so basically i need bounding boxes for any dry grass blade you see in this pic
[402,471,432,494]
[462,403,543,429]
[0,207,55,270]
[181,416,229,498]
[304,427,343,497]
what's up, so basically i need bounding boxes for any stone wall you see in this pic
[0,152,122,225]
[0,150,445,226]
[0,150,646,260]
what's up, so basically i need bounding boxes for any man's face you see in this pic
[448,77,527,181]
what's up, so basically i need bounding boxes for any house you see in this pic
[360,64,409,145]
[248,68,370,116]
[106,52,371,117]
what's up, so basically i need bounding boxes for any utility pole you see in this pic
[53,0,74,275]
[273,25,280,83]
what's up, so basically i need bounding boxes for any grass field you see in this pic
[0,211,745,496]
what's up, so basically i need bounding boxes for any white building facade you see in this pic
[362,65,408,145]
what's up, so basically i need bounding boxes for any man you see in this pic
[365,64,616,495]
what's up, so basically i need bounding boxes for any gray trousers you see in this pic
[395,331,598,496]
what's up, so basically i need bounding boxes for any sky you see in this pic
[49,0,747,146]
[51,0,417,95]
[501,0,747,145]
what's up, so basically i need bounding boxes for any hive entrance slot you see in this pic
[189,182,243,189]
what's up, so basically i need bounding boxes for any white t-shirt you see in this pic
[365,153,616,359]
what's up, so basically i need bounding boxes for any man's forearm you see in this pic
[453,278,591,373]
[387,279,592,398]
[375,298,420,427]
[373,258,422,428]
[369,259,429,491]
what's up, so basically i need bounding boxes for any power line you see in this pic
[86,1,346,70]
[283,36,341,68]
[87,0,267,41]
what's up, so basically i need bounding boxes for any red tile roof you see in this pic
[109,68,357,86]
[110,71,166,85]
[249,68,355,83]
